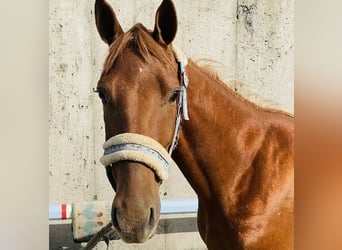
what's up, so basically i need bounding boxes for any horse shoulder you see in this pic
[232,119,294,249]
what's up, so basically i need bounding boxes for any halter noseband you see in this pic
[99,46,189,181]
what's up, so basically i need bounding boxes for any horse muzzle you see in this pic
[112,195,160,243]
[99,133,177,242]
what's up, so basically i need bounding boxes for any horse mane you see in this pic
[192,60,294,117]
[102,23,293,118]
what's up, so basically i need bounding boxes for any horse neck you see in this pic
[173,61,263,203]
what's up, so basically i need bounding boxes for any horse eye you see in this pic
[169,89,180,103]
[96,88,108,104]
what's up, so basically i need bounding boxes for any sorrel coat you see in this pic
[94,0,294,249]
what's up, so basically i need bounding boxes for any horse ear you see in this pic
[152,0,178,46]
[95,0,123,45]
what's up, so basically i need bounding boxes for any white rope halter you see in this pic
[100,46,189,181]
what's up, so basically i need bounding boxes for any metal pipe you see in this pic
[49,199,198,220]
[49,204,72,220]
[160,199,198,214]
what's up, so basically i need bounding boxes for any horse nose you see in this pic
[113,205,156,227]
[112,198,159,243]
[149,206,156,226]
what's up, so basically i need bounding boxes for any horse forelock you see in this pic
[102,23,173,75]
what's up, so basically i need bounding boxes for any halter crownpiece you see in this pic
[173,45,188,66]
[100,46,189,181]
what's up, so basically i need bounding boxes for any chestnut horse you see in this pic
[94,0,294,249]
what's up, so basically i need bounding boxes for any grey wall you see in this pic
[49,0,293,249]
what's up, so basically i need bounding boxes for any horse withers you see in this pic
[94,0,294,249]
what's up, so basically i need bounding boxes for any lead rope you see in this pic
[168,58,190,155]
[82,222,118,250]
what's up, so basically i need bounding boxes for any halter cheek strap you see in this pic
[100,46,189,181]
[168,45,189,154]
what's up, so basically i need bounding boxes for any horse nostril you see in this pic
[112,207,120,231]
[149,207,155,226]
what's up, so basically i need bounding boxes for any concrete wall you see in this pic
[49,0,293,249]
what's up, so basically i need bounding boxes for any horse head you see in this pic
[95,0,182,243]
